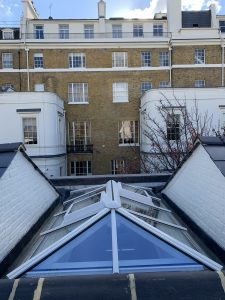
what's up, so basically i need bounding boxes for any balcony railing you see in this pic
[22,32,172,40]
[67,144,93,154]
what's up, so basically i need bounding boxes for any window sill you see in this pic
[68,102,89,105]
[119,144,139,147]
[113,100,129,103]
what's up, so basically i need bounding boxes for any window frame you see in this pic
[111,160,127,175]
[84,24,94,39]
[112,52,128,68]
[68,83,89,104]
[113,83,128,103]
[69,121,91,146]
[112,24,122,38]
[22,117,38,145]
[141,52,151,67]
[2,53,13,69]
[133,24,143,37]
[69,53,86,68]
[153,24,163,36]
[166,113,181,141]
[59,24,69,39]
[141,82,152,95]
[71,160,92,176]
[2,29,14,40]
[194,48,205,64]
[159,51,169,67]
[34,25,44,39]
[118,120,139,146]
[33,53,44,69]
[195,80,205,88]
[159,81,170,88]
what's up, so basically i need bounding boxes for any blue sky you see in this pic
[0,0,225,26]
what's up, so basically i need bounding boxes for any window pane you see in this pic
[71,160,92,176]
[28,214,112,276]
[68,83,88,103]
[34,53,43,68]
[141,52,151,67]
[84,25,94,39]
[159,52,169,66]
[112,52,128,68]
[23,118,37,144]
[195,80,205,88]
[116,214,203,272]
[112,25,122,38]
[195,49,205,64]
[111,160,127,175]
[2,53,13,68]
[166,114,180,141]
[141,82,152,95]
[59,24,69,39]
[113,83,128,102]
[69,53,85,68]
[153,25,163,36]
[133,24,143,37]
[34,25,44,39]
[119,121,138,144]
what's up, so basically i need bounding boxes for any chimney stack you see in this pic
[167,0,182,35]
[98,0,106,19]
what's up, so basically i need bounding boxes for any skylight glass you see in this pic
[26,214,112,277]
[116,214,204,272]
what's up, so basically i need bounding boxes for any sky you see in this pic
[0,0,225,26]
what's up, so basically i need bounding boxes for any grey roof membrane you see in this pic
[182,11,211,28]
[0,143,22,178]
[199,137,225,177]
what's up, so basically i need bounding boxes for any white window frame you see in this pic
[22,117,38,145]
[2,29,14,40]
[119,120,139,146]
[69,53,86,68]
[2,53,13,69]
[71,161,92,176]
[133,24,143,37]
[34,25,44,39]
[112,24,122,38]
[69,121,91,146]
[113,83,128,103]
[112,52,128,68]
[159,81,170,88]
[141,52,151,67]
[68,83,89,104]
[34,53,43,69]
[166,112,181,141]
[111,160,127,175]
[153,24,163,36]
[195,49,205,64]
[84,24,94,39]
[141,82,152,95]
[159,51,169,67]
[59,24,69,39]
[34,83,45,92]
[195,80,205,88]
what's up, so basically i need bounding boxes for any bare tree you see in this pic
[140,95,215,173]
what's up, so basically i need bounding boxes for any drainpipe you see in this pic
[25,46,30,91]
[169,44,172,87]
[221,33,224,87]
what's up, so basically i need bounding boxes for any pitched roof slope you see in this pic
[0,143,23,178]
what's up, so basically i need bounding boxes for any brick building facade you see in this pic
[1,0,225,175]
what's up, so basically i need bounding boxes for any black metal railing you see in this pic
[67,144,93,154]
[22,32,172,40]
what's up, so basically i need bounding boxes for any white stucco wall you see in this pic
[163,144,225,250]
[0,151,59,262]
[140,88,225,154]
[0,92,66,177]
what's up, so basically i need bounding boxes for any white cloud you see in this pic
[123,0,221,19]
